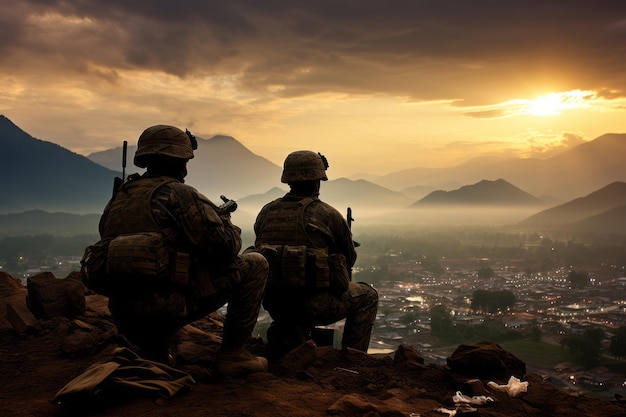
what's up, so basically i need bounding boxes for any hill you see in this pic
[1,272,625,417]
[235,178,415,227]
[0,115,117,214]
[518,182,626,227]
[411,179,544,207]
[0,210,99,237]
[374,134,626,202]
[570,205,626,235]
[88,134,282,201]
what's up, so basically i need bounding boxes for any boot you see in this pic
[266,322,310,360]
[215,347,268,376]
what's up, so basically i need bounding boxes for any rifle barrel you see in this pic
[122,140,128,180]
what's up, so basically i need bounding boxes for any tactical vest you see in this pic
[256,197,331,290]
[100,176,172,237]
[81,177,189,296]
[256,197,315,246]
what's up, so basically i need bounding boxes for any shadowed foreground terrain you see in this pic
[1,272,626,417]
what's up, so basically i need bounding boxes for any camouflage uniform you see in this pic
[254,192,378,352]
[100,174,268,360]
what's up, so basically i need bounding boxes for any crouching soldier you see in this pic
[81,125,268,376]
[253,150,378,358]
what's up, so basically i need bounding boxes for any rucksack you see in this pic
[80,232,190,296]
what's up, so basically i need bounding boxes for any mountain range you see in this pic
[374,133,626,202]
[1,114,626,233]
[517,181,626,229]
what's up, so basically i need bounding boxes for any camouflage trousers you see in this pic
[108,252,268,360]
[191,251,269,350]
[265,281,378,352]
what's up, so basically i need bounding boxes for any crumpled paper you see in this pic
[487,375,529,398]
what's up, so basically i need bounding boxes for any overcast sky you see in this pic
[2,0,626,177]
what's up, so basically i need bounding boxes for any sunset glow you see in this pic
[524,90,595,117]
[0,1,625,177]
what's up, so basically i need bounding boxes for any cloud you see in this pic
[3,1,626,103]
[523,132,586,159]
[2,0,625,176]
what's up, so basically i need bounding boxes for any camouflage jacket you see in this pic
[253,192,356,269]
[99,174,242,273]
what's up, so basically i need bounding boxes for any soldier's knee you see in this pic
[247,251,268,267]
[241,251,269,278]
[356,281,379,300]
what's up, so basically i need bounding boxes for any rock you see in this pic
[0,272,28,332]
[327,393,406,416]
[6,302,40,334]
[61,329,102,357]
[446,340,526,381]
[275,339,318,376]
[175,340,215,365]
[26,272,85,319]
[0,272,25,297]
[393,344,426,370]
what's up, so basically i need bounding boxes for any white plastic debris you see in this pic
[487,375,529,398]
[435,407,457,416]
[452,391,495,405]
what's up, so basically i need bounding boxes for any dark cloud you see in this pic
[7,0,626,103]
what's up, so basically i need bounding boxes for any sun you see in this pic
[527,93,563,116]
[524,90,594,117]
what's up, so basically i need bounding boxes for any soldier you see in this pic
[254,150,378,358]
[95,125,268,376]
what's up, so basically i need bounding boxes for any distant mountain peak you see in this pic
[518,181,626,226]
[0,115,118,214]
[412,178,541,206]
[0,115,35,144]
[208,134,237,141]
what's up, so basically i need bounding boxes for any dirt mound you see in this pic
[1,275,626,417]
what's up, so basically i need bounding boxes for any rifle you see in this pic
[218,195,238,214]
[112,140,128,197]
[347,207,360,281]
[347,207,360,248]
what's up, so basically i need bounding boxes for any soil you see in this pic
[2,294,626,417]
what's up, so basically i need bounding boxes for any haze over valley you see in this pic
[2,115,626,234]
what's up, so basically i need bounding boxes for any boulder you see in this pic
[0,272,28,332]
[446,340,526,382]
[26,272,85,319]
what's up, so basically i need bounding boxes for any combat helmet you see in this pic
[281,150,329,183]
[134,125,198,168]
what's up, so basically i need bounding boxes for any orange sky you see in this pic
[1,1,625,178]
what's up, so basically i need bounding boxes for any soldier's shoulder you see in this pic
[313,199,341,214]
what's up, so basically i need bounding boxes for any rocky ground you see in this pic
[2,271,626,417]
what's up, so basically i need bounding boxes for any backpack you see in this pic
[80,232,190,296]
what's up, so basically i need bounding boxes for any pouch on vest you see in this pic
[106,232,170,278]
[80,237,114,296]
[282,245,307,287]
[171,252,190,286]
[257,244,283,286]
[306,247,330,289]
[259,244,332,290]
